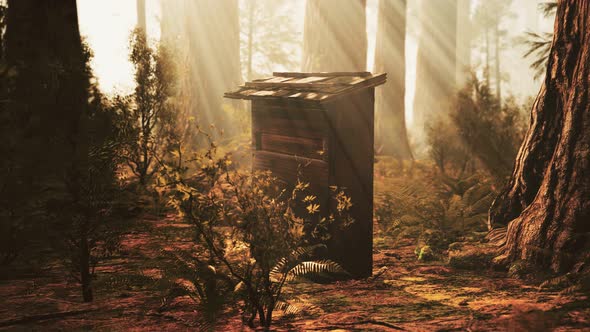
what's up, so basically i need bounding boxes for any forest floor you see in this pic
[1,210,590,332]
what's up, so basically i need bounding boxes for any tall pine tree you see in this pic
[373,0,412,160]
[302,0,367,71]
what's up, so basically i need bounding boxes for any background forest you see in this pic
[1,0,589,331]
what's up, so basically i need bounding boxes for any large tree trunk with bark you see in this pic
[373,0,412,159]
[412,0,457,148]
[5,0,87,181]
[489,0,590,274]
[302,0,367,71]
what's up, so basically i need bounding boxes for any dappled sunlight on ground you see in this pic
[1,211,589,331]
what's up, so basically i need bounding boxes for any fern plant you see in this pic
[376,161,493,257]
[151,243,344,328]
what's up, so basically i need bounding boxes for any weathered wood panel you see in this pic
[260,133,326,160]
[324,88,375,278]
[252,107,329,140]
[253,150,330,237]
[225,72,386,103]
[253,151,328,188]
[273,71,372,78]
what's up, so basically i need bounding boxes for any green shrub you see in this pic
[45,79,132,302]
[117,29,178,186]
[449,75,528,184]
[159,138,352,329]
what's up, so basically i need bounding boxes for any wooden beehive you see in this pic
[225,72,386,278]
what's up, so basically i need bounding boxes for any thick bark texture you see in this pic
[412,0,457,146]
[302,0,367,71]
[5,0,87,179]
[489,0,590,273]
[373,0,412,159]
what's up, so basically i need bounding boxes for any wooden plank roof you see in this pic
[224,72,386,103]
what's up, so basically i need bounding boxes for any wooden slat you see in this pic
[252,108,328,138]
[320,73,387,102]
[260,133,326,160]
[245,81,342,89]
[292,76,331,84]
[243,74,385,91]
[273,72,372,78]
[224,73,386,103]
[253,150,329,189]
[251,90,277,96]
[260,76,295,83]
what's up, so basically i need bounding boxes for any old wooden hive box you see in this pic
[225,71,386,278]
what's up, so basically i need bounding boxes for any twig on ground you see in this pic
[0,309,97,328]
[311,319,405,331]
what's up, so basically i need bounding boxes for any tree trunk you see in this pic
[246,0,255,81]
[302,0,367,71]
[159,1,183,44]
[5,0,93,299]
[494,22,501,102]
[412,0,457,147]
[5,0,87,181]
[485,28,491,87]
[456,0,471,88]
[136,0,147,36]
[173,0,242,136]
[373,0,412,160]
[489,0,590,274]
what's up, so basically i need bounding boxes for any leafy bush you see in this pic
[118,29,178,186]
[45,80,133,302]
[39,43,135,302]
[426,118,473,180]
[449,75,528,184]
[378,75,527,261]
[158,139,351,329]
[425,74,527,188]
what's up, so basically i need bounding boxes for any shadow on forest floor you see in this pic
[1,214,589,331]
[0,177,590,331]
